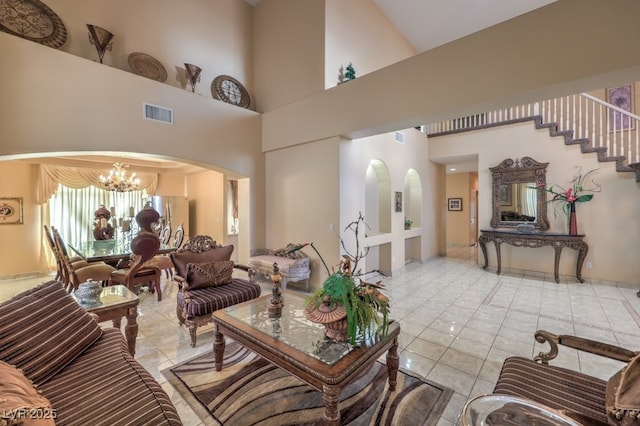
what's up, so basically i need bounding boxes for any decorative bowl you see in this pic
[75,280,103,306]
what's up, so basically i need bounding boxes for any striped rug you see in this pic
[163,342,452,425]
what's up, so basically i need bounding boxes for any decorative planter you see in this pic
[304,298,349,342]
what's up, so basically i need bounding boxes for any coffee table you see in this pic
[212,292,400,426]
[73,285,139,356]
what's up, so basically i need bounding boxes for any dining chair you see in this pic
[109,229,163,301]
[159,224,172,245]
[145,222,185,280]
[43,225,88,281]
[51,227,116,292]
[172,222,185,249]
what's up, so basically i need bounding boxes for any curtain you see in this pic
[37,164,157,204]
[47,184,150,249]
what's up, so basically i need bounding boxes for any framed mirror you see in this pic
[490,157,549,230]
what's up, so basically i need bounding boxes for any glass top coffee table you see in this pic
[212,292,400,426]
[461,395,584,426]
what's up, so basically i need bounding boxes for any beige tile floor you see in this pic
[2,247,639,425]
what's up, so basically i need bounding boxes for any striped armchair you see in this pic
[171,235,261,347]
[492,330,639,425]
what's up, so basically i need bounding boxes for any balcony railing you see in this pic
[425,93,640,164]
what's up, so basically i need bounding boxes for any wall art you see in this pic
[0,197,23,225]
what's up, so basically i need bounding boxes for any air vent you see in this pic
[394,131,405,144]
[143,102,173,125]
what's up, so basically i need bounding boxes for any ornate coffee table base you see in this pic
[211,294,401,426]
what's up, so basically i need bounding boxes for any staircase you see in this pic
[425,92,640,181]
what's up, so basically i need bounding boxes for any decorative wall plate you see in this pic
[0,0,67,48]
[128,52,167,82]
[211,75,250,109]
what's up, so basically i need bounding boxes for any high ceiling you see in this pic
[246,0,557,53]
[373,0,557,53]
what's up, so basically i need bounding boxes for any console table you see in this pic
[479,229,588,284]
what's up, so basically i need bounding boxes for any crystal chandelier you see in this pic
[99,162,140,192]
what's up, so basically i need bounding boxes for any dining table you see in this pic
[69,238,177,266]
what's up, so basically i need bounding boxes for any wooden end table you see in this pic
[212,293,400,426]
[73,285,139,356]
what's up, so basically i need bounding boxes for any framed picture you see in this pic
[606,85,634,131]
[0,197,23,225]
[448,198,462,211]
[395,192,402,212]
[499,184,512,206]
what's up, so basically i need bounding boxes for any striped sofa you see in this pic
[0,280,182,426]
[493,330,640,425]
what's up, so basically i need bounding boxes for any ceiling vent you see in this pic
[143,102,173,125]
[394,131,405,144]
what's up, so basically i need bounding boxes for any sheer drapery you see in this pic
[48,184,150,248]
[521,186,537,218]
[37,164,157,204]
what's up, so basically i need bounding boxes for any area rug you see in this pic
[162,342,453,425]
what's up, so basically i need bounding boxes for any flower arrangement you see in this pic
[542,166,601,215]
[300,213,390,345]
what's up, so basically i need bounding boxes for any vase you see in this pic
[568,203,578,235]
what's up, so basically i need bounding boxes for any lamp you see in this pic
[86,24,114,64]
[184,63,202,92]
[99,162,140,192]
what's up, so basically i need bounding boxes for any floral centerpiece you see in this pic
[542,166,600,234]
[299,213,390,345]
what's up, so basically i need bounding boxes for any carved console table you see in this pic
[479,229,588,284]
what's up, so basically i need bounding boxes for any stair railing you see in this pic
[425,93,640,165]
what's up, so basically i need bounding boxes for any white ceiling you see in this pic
[246,0,557,53]
[373,0,557,53]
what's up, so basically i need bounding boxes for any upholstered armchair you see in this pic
[490,329,640,425]
[170,235,261,347]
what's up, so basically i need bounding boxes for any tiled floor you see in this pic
[2,247,639,425]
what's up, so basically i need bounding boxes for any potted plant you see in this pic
[404,217,413,230]
[302,213,390,345]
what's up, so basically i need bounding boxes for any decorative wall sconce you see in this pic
[184,63,202,93]
[86,24,114,64]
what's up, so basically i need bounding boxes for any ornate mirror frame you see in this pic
[490,157,550,230]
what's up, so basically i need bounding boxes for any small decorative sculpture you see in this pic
[184,63,202,93]
[86,24,114,64]
[268,263,284,318]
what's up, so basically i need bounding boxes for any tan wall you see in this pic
[265,137,340,287]
[156,175,187,197]
[324,0,415,89]
[262,0,640,151]
[186,171,225,243]
[446,173,470,247]
[0,163,42,277]
[253,0,325,112]
[430,121,640,285]
[46,0,254,99]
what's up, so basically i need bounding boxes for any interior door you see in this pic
[469,189,478,246]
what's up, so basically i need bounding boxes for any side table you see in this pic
[73,285,139,356]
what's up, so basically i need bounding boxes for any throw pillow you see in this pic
[0,361,55,426]
[0,281,103,386]
[170,244,234,278]
[606,353,640,425]
[185,261,234,290]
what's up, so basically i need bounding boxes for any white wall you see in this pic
[430,121,640,285]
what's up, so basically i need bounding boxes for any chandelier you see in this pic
[99,162,140,192]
